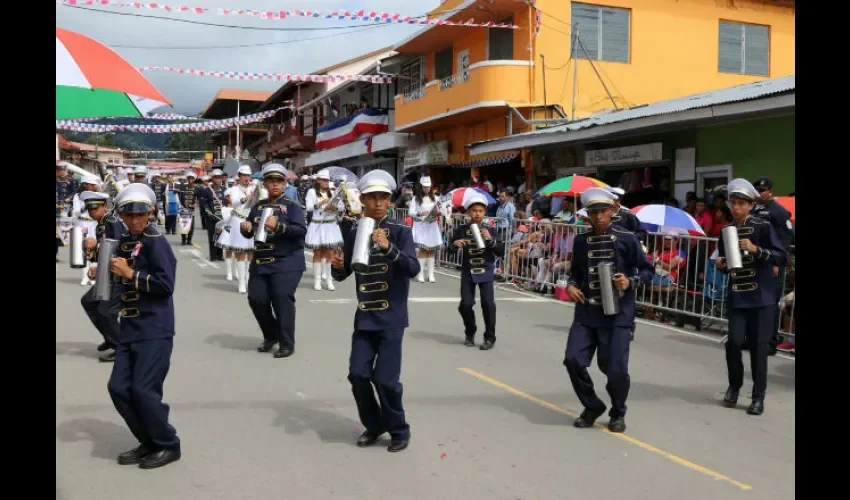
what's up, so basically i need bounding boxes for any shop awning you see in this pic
[446,152,520,169]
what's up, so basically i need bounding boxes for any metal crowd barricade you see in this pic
[776,247,795,343]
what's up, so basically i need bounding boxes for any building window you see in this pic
[399,57,424,95]
[571,3,630,63]
[434,47,453,80]
[488,17,514,60]
[718,20,769,76]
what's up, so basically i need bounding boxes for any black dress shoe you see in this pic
[98,350,116,363]
[608,416,626,433]
[117,445,151,465]
[97,342,113,352]
[723,388,739,408]
[257,341,277,353]
[573,407,606,428]
[479,340,495,351]
[463,337,475,347]
[356,431,382,447]
[768,346,778,356]
[387,437,410,452]
[139,448,181,469]
[274,347,294,358]
[746,400,764,416]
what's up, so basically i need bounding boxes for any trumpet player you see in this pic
[330,170,420,452]
[305,168,343,291]
[715,178,786,416]
[239,164,307,359]
[451,190,502,350]
[409,176,442,283]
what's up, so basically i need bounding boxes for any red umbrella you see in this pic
[774,196,795,224]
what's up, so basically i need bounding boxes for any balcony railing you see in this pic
[439,71,470,90]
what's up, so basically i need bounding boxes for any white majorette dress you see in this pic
[409,195,443,251]
[217,183,256,251]
[305,188,344,249]
[72,192,99,286]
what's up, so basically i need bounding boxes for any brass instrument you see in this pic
[340,182,362,216]
[322,187,345,213]
[423,199,441,223]
[233,182,262,219]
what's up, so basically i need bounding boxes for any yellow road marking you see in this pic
[458,367,753,491]
[192,243,201,249]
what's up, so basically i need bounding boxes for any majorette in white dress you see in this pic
[409,195,443,251]
[305,188,344,249]
[73,175,103,285]
[217,182,256,251]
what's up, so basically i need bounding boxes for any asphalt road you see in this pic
[56,233,794,500]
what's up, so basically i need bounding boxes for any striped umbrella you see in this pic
[631,204,706,236]
[537,175,608,197]
[56,28,170,120]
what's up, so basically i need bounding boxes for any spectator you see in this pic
[650,233,685,288]
[553,198,575,220]
[494,190,516,230]
[692,198,713,235]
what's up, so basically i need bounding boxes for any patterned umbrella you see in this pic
[631,204,706,236]
[325,166,359,183]
[56,28,170,119]
[537,175,608,197]
[442,187,497,208]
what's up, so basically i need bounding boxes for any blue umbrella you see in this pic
[442,187,497,208]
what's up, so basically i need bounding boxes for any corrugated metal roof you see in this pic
[478,75,795,143]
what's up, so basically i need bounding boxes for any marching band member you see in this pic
[79,191,124,362]
[451,190,503,350]
[409,176,442,283]
[56,163,79,261]
[331,170,420,452]
[564,187,654,433]
[150,172,165,226]
[72,175,103,286]
[164,174,180,235]
[715,178,786,416]
[606,186,642,233]
[199,169,227,262]
[305,168,344,291]
[238,164,307,358]
[94,183,181,469]
[222,165,257,292]
[178,171,198,246]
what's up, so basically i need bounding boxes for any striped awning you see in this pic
[449,152,520,169]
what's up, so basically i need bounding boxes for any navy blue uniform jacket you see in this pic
[449,223,503,284]
[717,216,786,309]
[239,195,307,274]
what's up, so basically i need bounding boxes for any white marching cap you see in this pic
[462,189,489,210]
[419,176,432,187]
[80,191,110,203]
[113,183,156,211]
[300,175,309,180]
[81,174,102,186]
[315,168,331,181]
[580,187,616,210]
[262,163,288,179]
[727,178,759,202]
[577,208,588,218]
[134,166,148,175]
[605,186,625,198]
[358,170,396,195]
[185,170,196,178]
[211,169,224,176]
[237,165,252,176]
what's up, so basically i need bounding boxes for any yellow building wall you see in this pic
[532,0,795,117]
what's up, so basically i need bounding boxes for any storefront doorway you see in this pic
[597,164,672,208]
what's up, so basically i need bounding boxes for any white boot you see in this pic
[225,257,234,281]
[427,257,436,283]
[324,262,336,291]
[416,258,426,282]
[81,262,90,286]
[237,260,248,294]
[313,261,322,291]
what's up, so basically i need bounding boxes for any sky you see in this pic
[56,0,441,116]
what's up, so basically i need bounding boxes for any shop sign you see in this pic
[585,143,662,167]
[403,140,449,168]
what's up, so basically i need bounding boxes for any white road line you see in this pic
[179,248,220,269]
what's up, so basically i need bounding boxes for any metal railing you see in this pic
[388,209,796,344]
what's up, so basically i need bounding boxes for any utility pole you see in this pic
[571,24,579,121]
[235,99,241,159]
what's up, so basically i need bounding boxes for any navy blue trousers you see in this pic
[564,323,632,418]
[107,339,180,451]
[248,270,304,349]
[348,328,410,440]
[726,306,773,400]
[458,275,496,342]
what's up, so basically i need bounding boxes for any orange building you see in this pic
[392,0,794,187]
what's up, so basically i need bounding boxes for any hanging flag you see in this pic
[365,136,373,154]
[315,108,389,151]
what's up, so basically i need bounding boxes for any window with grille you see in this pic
[718,20,769,76]
[488,17,514,60]
[571,3,630,63]
[435,47,453,80]
[399,57,424,95]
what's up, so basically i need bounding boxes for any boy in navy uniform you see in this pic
[94,183,181,469]
[450,190,503,350]
[200,169,227,262]
[564,187,654,433]
[716,178,786,416]
[606,186,642,234]
[239,164,307,359]
[179,171,197,245]
[79,191,125,362]
[331,170,420,452]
